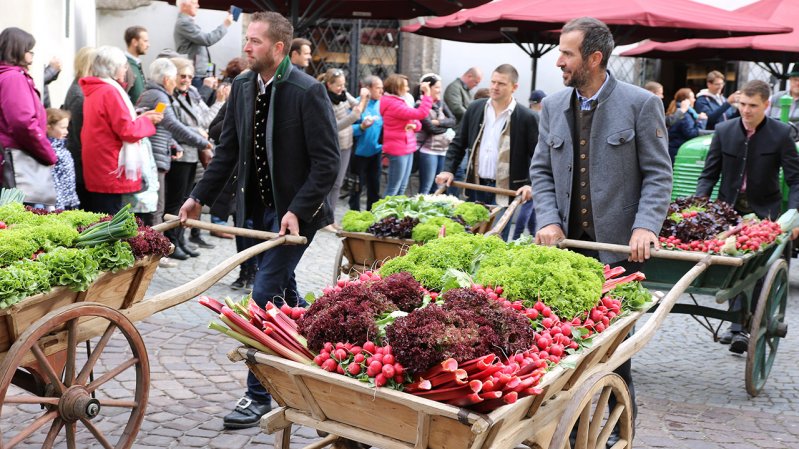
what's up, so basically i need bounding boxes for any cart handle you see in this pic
[603,256,713,372]
[122,237,300,322]
[557,239,744,266]
[157,215,307,245]
[485,195,524,237]
[434,180,519,198]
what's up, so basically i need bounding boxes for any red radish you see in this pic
[321,359,338,372]
[347,363,362,376]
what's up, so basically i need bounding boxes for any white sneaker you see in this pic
[158,258,178,268]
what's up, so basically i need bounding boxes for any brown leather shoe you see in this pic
[211,230,235,239]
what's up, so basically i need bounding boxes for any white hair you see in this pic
[149,58,177,83]
[90,45,127,79]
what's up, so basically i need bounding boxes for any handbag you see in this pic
[1,146,57,206]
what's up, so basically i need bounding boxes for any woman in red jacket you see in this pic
[80,46,162,214]
[0,28,58,181]
[379,74,432,196]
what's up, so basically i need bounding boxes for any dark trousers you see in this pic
[236,218,257,272]
[164,161,197,241]
[447,151,469,197]
[136,212,154,227]
[571,243,639,421]
[245,204,317,402]
[511,200,536,240]
[87,192,125,215]
[348,153,381,211]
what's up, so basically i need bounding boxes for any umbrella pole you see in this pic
[531,56,538,90]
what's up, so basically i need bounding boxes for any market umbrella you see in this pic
[401,0,792,88]
[620,0,799,87]
[189,0,492,32]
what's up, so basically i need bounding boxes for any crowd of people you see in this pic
[3,3,799,439]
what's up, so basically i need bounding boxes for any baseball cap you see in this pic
[529,89,546,104]
[789,63,799,78]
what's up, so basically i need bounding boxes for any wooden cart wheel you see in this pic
[333,242,346,285]
[745,258,789,397]
[0,303,150,449]
[550,373,633,449]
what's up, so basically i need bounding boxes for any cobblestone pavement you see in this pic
[7,208,799,448]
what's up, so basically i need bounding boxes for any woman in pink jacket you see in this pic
[0,28,57,175]
[379,74,432,196]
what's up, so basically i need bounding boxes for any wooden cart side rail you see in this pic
[124,237,304,323]
[28,237,309,358]
[230,348,493,433]
[336,231,417,246]
[603,256,712,373]
[482,302,650,428]
[558,239,745,266]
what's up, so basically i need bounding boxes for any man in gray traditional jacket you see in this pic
[531,17,672,445]
[174,0,232,89]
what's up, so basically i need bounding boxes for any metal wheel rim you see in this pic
[746,259,788,397]
[0,303,150,449]
[550,373,633,449]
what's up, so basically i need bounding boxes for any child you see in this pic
[45,108,80,210]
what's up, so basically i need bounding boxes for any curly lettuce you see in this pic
[0,260,51,308]
[453,202,490,226]
[475,244,604,319]
[88,241,135,273]
[411,217,465,242]
[341,210,376,232]
[38,247,99,292]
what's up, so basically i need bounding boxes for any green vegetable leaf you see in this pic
[440,269,473,293]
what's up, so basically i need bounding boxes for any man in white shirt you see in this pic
[436,64,538,238]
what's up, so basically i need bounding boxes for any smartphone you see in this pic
[231,5,242,22]
[155,102,167,113]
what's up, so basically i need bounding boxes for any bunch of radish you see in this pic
[660,219,782,255]
[405,354,546,413]
[323,270,382,295]
[313,341,408,389]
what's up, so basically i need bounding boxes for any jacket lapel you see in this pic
[238,73,256,189]
[265,56,293,174]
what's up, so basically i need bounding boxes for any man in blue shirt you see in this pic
[349,75,384,211]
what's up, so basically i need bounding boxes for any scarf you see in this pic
[99,77,143,182]
[327,89,347,105]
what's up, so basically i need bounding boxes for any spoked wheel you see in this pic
[550,373,633,449]
[746,259,789,397]
[332,243,346,285]
[0,303,150,448]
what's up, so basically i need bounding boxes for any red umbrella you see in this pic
[401,0,791,89]
[402,0,792,44]
[620,0,799,85]
[190,0,491,31]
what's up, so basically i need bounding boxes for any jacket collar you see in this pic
[563,71,619,114]
[274,55,292,85]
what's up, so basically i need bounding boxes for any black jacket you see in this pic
[443,98,538,191]
[192,57,340,235]
[696,117,799,219]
